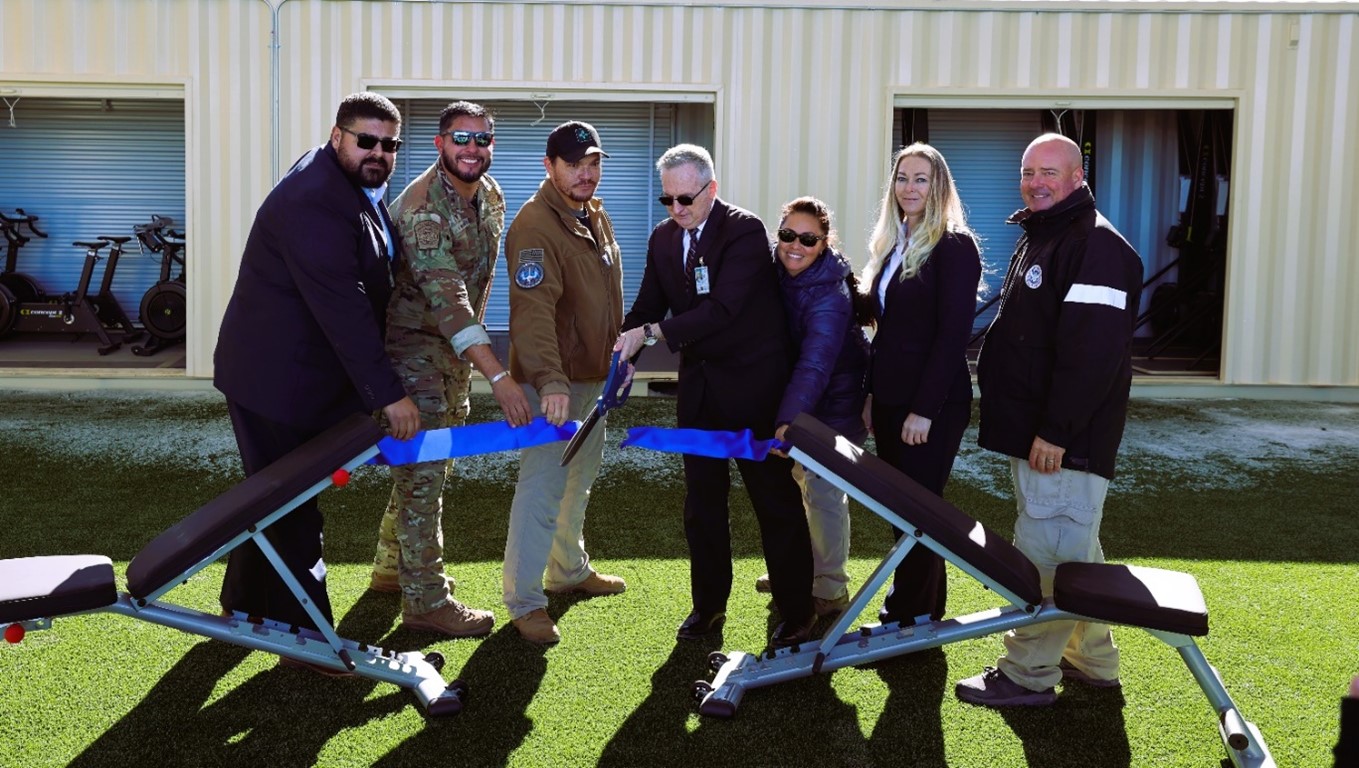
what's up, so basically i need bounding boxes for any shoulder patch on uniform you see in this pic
[515,257,545,289]
[414,218,442,250]
[1024,263,1043,289]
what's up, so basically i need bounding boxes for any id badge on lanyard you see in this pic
[694,264,710,295]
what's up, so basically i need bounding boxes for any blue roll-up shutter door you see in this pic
[0,98,186,323]
[389,100,674,331]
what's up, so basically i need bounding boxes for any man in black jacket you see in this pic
[615,144,814,647]
[214,92,419,650]
[956,133,1143,707]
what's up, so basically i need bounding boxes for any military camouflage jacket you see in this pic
[506,177,623,396]
[387,161,505,357]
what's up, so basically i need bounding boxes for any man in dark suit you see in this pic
[214,92,420,648]
[616,144,814,647]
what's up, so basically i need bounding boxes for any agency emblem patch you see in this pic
[1024,264,1043,289]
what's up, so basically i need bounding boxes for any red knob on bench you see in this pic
[331,469,351,488]
[4,623,23,644]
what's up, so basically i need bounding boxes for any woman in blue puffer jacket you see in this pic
[756,196,872,619]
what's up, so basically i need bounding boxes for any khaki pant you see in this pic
[502,380,605,620]
[792,462,851,601]
[997,458,1121,690]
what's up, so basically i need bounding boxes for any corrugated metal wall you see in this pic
[3,0,1355,388]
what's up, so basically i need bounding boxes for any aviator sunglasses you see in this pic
[340,126,403,153]
[658,180,711,207]
[777,228,828,247]
[444,130,495,147]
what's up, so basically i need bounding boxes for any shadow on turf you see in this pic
[66,590,552,768]
[999,684,1132,768]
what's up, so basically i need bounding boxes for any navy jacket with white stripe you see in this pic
[976,185,1143,480]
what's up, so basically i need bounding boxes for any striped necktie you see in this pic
[685,228,700,281]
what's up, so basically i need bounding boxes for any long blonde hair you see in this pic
[862,143,972,288]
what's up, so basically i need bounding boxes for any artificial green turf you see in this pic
[0,392,1354,767]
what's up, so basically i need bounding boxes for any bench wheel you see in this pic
[448,678,469,698]
[690,680,713,705]
[424,651,445,672]
[707,651,728,673]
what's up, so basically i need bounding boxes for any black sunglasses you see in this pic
[444,130,494,147]
[777,228,827,247]
[658,179,711,208]
[340,126,402,153]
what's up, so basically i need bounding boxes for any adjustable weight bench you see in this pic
[0,413,466,716]
[694,413,1275,768]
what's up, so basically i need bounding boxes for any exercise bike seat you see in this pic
[100,236,133,245]
[0,555,117,623]
[73,241,108,251]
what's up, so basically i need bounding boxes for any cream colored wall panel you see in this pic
[4,0,1357,388]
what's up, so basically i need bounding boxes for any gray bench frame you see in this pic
[694,414,1274,768]
[0,413,466,716]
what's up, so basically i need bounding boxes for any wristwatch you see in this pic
[642,323,658,346]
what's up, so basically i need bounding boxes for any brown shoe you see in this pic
[512,609,561,645]
[754,573,772,593]
[369,571,400,594]
[401,600,494,638]
[546,571,627,596]
[814,593,850,618]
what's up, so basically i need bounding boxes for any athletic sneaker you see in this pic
[754,573,772,593]
[1059,658,1121,688]
[955,667,1057,707]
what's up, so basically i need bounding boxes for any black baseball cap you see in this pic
[546,120,610,163]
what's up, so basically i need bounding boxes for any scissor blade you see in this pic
[559,407,602,466]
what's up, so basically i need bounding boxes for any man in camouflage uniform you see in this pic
[373,101,532,638]
[502,121,627,645]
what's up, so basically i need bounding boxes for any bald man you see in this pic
[956,133,1144,708]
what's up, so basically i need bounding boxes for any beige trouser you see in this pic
[998,457,1121,691]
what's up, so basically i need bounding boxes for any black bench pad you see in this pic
[1054,562,1209,636]
[0,555,117,623]
[124,413,384,600]
[786,414,1044,607]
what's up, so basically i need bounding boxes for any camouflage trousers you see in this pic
[374,326,472,614]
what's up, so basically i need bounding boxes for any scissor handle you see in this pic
[599,350,632,411]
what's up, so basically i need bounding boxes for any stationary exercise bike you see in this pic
[0,209,143,355]
[130,214,187,356]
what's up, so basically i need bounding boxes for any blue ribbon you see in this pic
[370,417,578,466]
[619,426,785,462]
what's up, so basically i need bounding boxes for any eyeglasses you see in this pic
[777,228,828,247]
[443,130,494,147]
[340,126,403,153]
[658,180,711,208]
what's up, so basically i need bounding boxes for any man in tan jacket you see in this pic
[503,121,627,644]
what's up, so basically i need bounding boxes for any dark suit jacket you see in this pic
[214,142,405,430]
[868,229,982,418]
[623,198,790,434]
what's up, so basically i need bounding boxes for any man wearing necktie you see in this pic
[213,93,419,667]
[617,143,816,648]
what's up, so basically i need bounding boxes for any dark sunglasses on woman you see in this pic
[777,228,827,247]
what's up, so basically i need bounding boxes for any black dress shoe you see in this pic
[676,610,726,640]
[771,613,817,648]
